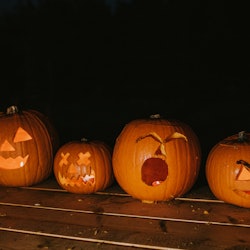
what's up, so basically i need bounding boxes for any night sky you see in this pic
[0,0,249,184]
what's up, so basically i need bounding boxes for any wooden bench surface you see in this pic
[0,176,250,250]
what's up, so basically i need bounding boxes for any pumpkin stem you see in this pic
[81,138,88,142]
[150,114,161,119]
[6,106,19,115]
[238,131,247,142]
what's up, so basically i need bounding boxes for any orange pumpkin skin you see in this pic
[53,139,114,194]
[112,114,201,202]
[206,132,250,208]
[0,106,54,187]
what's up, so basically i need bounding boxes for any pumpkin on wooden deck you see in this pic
[0,106,55,187]
[53,138,114,194]
[112,114,201,203]
[206,131,250,208]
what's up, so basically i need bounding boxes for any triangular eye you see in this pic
[0,140,15,151]
[237,167,250,181]
[14,127,32,143]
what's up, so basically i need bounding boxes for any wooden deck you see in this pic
[0,176,250,250]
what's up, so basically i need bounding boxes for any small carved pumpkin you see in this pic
[0,106,55,187]
[112,114,201,203]
[206,131,250,208]
[53,138,114,194]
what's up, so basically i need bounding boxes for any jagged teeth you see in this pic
[58,172,95,187]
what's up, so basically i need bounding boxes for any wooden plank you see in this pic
[1,203,250,250]
[0,231,140,250]
[0,177,250,250]
[1,186,250,225]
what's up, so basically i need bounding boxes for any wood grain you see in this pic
[0,177,250,250]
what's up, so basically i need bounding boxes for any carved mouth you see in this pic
[58,170,95,187]
[233,190,250,199]
[141,157,168,186]
[0,155,29,169]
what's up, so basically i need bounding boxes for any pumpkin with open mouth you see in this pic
[206,131,250,208]
[0,106,55,187]
[112,114,201,203]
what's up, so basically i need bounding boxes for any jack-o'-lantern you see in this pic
[206,131,250,208]
[0,106,55,187]
[53,138,114,194]
[112,114,201,203]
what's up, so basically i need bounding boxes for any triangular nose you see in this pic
[0,140,15,151]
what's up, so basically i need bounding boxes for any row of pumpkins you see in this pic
[0,106,250,208]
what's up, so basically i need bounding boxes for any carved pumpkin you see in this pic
[112,114,201,203]
[53,138,114,194]
[206,131,250,208]
[0,106,55,187]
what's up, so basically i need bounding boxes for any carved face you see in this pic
[57,150,96,188]
[231,160,250,198]
[137,131,187,187]
[0,127,32,170]
[207,158,250,208]
[206,133,250,208]
[0,109,54,187]
[53,140,114,194]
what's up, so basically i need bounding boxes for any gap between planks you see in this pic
[0,201,249,228]
[20,186,224,203]
[0,227,187,250]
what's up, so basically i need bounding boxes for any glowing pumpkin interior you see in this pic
[57,151,96,187]
[232,159,250,198]
[0,127,32,170]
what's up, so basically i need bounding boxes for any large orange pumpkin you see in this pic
[0,106,55,187]
[112,114,201,203]
[53,138,114,194]
[206,131,250,208]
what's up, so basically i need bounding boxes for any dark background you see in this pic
[0,0,249,185]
